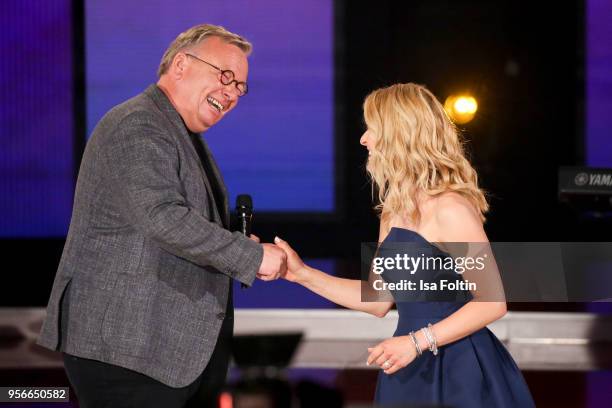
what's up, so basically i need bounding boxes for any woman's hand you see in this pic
[367,335,418,375]
[273,236,307,283]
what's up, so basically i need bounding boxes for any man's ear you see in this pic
[171,52,187,80]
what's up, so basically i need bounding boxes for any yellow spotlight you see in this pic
[444,94,478,124]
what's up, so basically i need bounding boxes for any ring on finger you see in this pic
[382,360,392,369]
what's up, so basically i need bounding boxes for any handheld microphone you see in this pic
[236,194,253,289]
[236,194,253,236]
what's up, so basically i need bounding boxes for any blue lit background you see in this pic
[0,0,74,237]
[85,0,334,213]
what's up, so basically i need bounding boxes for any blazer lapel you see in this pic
[145,85,226,227]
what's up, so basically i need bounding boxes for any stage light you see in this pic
[444,94,478,124]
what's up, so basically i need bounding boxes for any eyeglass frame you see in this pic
[185,53,248,96]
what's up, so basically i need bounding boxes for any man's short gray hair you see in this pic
[157,24,252,77]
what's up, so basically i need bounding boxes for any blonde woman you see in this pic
[274,83,534,407]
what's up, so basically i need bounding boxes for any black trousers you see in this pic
[63,312,233,408]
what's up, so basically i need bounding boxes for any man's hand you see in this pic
[257,243,287,281]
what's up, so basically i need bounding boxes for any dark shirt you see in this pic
[187,131,226,227]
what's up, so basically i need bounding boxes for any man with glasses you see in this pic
[38,24,287,408]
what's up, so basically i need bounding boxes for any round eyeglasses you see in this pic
[186,53,248,96]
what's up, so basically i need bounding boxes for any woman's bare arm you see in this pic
[419,194,506,348]
[276,218,394,318]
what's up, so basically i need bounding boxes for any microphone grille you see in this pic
[236,194,253,209]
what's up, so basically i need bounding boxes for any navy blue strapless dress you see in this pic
[374,227,535,407]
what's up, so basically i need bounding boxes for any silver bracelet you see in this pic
[427,323,439,355]
[408,331,422,356]
[422,324,439,356]
[420,327,434,354]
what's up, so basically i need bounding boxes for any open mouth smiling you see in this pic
[206,96,225,113]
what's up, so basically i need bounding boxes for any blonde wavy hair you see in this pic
[363,83,488,224]
[157,24,252,77]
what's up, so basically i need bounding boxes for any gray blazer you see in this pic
[37,85,263,387]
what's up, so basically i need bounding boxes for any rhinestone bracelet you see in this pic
[422,324,439,356]
[408,331,422,356]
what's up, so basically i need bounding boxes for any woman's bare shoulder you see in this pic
[431,192,486,242]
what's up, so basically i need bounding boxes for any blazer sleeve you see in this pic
[101,110,262,286]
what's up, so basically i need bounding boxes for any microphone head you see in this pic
[236,194,253,210]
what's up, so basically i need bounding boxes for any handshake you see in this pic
[251,235,303,282]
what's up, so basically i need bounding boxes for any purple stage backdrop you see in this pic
[586,0,612,167]
[0,0,74,237]
[2,0,611,236]
[586,3,612,406]
[85,0,334,213]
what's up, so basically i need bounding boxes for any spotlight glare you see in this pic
[444,94,478,124]
[454,97,478,114]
